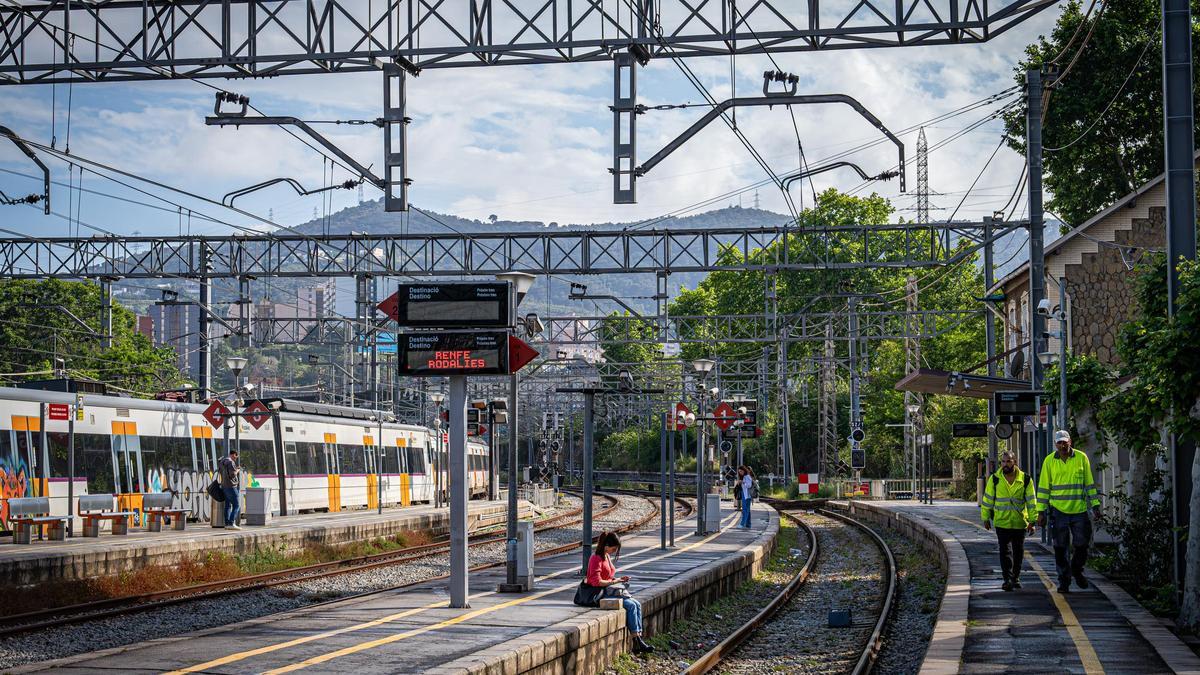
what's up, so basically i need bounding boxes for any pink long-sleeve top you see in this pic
[586,553,616,587]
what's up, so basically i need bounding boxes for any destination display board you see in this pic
[399,331,510,376]
[994,390,1042,422]
[386,283,510,328]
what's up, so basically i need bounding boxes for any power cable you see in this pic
[1045,27,1157,153]
[946,135,1008,223]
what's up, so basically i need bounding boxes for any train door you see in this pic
[364,438,379,511]
[323,433,340,512]
[110,422,144,494]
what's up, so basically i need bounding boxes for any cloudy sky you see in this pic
[0,1,1062,239]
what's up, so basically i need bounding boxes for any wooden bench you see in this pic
[7,497,68,544]
[142,492,189,532]
[79,494,135,537]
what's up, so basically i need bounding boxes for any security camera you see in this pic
[525,313,545,335]
[1037,298,1052,316]
[709,386,720,397]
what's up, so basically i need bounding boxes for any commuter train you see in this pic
[0,387,491,525]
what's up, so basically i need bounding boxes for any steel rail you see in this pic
[0,492,623,637]
[819,507,899,675]
[682,505,898,675]
[683,509,819,675]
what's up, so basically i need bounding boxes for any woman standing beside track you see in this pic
[739,466,754,528]
[586,532,655,655]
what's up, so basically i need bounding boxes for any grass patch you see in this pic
[0,529,434,617]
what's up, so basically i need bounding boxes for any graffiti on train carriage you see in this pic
[145,466,250,521]
[0,455,30,527]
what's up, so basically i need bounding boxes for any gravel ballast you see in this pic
[0,492,658,670]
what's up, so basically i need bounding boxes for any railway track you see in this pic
[0,491,642,638]
[683,506,897,675]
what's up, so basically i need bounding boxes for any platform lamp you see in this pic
[430,391,446,509]
[226,356,248,456]
[691,358,716,534]
[495,271,536,592]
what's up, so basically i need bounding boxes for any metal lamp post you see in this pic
[495,270,536,593]
[430,391,446,509]
[226,356,247,455]
[691,358,716,535]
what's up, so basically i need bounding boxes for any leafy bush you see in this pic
[1092,445,1177,615]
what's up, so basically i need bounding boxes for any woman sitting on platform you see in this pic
[587,531,654,654]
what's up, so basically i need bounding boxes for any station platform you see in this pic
[1,500,526,585]
[846,500,1200,675]
[13,501,779,675]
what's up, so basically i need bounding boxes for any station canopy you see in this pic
[894,368,1033,400]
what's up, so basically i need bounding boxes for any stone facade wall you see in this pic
[1000,205,1165,374]
[1063,206,1165,365]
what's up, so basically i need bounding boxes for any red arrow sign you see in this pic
[713,402,736,431]
[508,335,539,373]
[671,402,693,430]
[243,400,271,429]
[48,403,70,421]
[203,400,231,429]
[377,292,400,321]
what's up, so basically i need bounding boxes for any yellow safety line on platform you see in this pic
[164,510,740,675]
[263,513,740,674]
[942,513,1105,675]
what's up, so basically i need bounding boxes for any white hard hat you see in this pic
[1054,430,1071,444]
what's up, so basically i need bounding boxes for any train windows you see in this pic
[338,444,366,474]
[381,447,401,474]
[406,447,425,474]
[283,441,322,475]
[141,435,193,474]
[238,440,277,475]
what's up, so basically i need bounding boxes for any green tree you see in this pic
[0,279,185,393]
[653,189,988,480]
[1002,0,1200,227]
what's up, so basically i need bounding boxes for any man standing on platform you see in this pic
[1036,430,1101,593]
[982,451,1036,591]
[219,450,243,530]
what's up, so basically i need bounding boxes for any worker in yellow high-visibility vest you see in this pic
[1036,430,1102,593]
[981,451,1036,592]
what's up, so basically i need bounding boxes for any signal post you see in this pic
[379,282,539,608]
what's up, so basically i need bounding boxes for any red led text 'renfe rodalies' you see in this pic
[426,350,487,370]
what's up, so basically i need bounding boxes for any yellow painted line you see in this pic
[264,513,740,674]
[942,513,1105,675]
[165,510,739,675]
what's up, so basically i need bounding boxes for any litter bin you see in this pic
[704,493,721,532]
[244,487,273,526]
[210,497,226,528]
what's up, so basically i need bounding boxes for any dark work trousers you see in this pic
[1049,508,1093,584]
[995,527,1026,582]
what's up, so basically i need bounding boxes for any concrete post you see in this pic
[660,412,667,550]
[448,375,469,608]
[581,390,595,575]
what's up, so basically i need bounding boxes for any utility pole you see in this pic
[1025,67,1049,470]
[99,277,114,349]
[198,245,212,399]
[984,218,998,478]
[818,323,838,482]
[1161,0,1197,603]
[905,275,924,482]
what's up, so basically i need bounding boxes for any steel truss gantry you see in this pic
[0,220,1023,279]
[540,309,981,345]
[0,0,1056,84]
